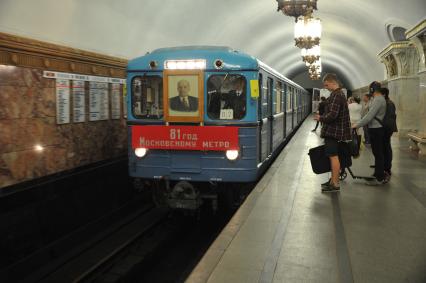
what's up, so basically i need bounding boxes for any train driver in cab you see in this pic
[223,77,246,119]
[169,79,198,112]
[207,76,246,120]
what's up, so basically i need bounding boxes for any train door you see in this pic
[285,84,292,137]
[297,90,301,124]
[258,73,271,162]
[274,81,284,148]
[283,84,287,138]
[257,74,264,163]
[267,77,273,155]
[292,88,296,129]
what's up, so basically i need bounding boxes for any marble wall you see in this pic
[387,76,420,136]
[0,66,127,188]
[419,72,426,134]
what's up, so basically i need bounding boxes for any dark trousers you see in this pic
[369,128,385,181]
[383,131,393,174]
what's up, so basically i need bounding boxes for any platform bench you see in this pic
[407,132,426,156]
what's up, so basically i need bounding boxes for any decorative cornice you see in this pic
[0,32,127,77]
[378,41,413,58]
[406,18,426,39]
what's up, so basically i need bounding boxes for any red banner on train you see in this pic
[131,125,239,151]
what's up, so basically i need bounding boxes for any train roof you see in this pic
[128,46,257,71]
[128,46,305,91]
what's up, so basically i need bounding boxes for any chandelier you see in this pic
[308,58,322,72]
[301,45,320,64]
[294,16,321,49]
[309,73,321,80]
[277,0,318,21]
[307,58,321,79]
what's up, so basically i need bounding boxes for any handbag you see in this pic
[349,129,360,157]
[308,142,353,175]
[308,145,330,174]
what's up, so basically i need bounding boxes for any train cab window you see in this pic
[207,75,246,120]
[131,76,163,119]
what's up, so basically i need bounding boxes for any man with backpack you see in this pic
[352,82,387,185]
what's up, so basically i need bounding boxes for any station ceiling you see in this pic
[0,0,425,90]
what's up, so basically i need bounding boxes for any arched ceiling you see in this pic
[0,0,425,89]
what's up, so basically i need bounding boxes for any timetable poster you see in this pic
[122,83,127,118]
[89,82,109,121]
[56,79,70,124]
[72,80,85,123]
[111,83,121,119]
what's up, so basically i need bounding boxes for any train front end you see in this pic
[127,47,260,210]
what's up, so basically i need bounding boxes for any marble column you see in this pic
[379,42,420,137]
[406,20,426,135]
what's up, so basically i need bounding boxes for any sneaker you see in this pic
[365,179,384,186]
[383,171,391,183]
[370,165,375,168]
[321,179,331,187]
[311,129,316,132]
[321,183,340,192]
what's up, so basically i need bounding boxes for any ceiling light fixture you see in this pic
[276,0,318,21]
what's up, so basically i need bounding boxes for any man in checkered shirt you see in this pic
[314,73,351,192]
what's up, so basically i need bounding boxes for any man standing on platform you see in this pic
[314,73,351,192]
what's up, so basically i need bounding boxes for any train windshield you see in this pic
[207,75,246,120]
[131,76,163,119]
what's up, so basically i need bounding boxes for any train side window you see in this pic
[207,75,246,120]
[275,81,283,114]
[131,76,163,119]
[262,78,270,119]
[287,87,292,111]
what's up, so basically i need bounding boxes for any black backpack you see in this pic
[375,100,397,133]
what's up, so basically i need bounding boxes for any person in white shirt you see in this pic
[348,96,363,136]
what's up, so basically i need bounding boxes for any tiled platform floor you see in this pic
[186,117,426,283]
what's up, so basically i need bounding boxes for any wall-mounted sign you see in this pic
[89,82,109,121]
[43,71,125,84]
[56,79,70,124]
[72,80,85,123]
[123,83,127,118]
[111,83,121,119]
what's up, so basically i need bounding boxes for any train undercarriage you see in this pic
[133,177,252,212]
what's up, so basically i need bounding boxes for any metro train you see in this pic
[127,46,310,210]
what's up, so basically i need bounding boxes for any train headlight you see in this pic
[135,147,148,158]
[226,150,239,161]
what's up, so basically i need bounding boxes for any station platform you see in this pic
[186,117,426,283]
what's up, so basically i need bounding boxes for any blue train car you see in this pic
[127,46,309,209]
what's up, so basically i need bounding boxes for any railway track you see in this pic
[37,206,169,283]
